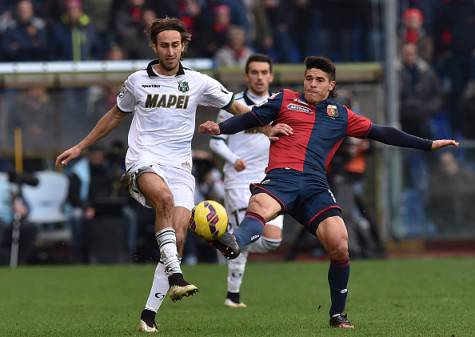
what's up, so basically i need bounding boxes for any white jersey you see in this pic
[211,90,271,189]
[117,60,234,172]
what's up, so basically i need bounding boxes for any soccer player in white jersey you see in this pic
[55,17,250,333]
[209,54,284,308]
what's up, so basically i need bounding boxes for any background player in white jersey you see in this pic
[55,17,250,333]
[209,54,284,308]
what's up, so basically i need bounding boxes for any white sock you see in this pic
[227,250,248,293]
[248,237,282,253]
[144,262,170,312]
[155,228,182,276]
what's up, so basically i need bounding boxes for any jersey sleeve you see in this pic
[213,110,231,141]
[250,91,283,125]
[346,107,372,138]
[199,74,234,109]
[116,76,136,113]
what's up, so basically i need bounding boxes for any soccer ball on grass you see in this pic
[189,200,228,240]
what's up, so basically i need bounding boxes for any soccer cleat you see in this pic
[168,273,199,302]
[138,309,158,333]
[224,298,247,308]
[138,319,158,333]
[329,313,354,329]
[210,231,240,259]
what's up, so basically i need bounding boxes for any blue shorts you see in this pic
[250,168,341,235]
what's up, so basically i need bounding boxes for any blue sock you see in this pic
[328,258,350,316]
[234,212,265,248]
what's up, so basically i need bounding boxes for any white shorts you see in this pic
[224,187,283,230]
[127,163,195,211]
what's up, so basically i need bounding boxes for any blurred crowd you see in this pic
[0,0,470,65]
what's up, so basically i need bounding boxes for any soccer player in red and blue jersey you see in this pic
[200,56,458,329]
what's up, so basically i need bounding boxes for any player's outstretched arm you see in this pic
[55,105,128,167]
[366,124,459,151]
[200,111,263,135]
[431,139,460,150]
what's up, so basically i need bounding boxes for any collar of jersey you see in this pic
[243,89,272,106]
[146,59,185,77]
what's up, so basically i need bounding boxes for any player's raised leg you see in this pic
[316,215,354,329]
[138,173,197,301]
[233,193,282,249]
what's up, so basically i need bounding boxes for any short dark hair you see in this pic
[304,56,335,80]
[304,56,336,97]
[148,17,192,47]
[245,53,273,74]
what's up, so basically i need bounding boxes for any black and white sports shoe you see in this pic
[224,291,247,308]
[211,231,240,259]
[138,309,158,333]
[329,313,354,329]
[168,273,199,302]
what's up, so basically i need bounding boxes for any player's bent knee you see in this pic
[150,190,174,211]
[247,195,280,220]
[328,241,349,260]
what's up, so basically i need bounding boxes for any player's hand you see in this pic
[234,159,246,172]
[269,123,293,141]
[199,121,220,135]
[55,145,82,168]
[431,139,459,151]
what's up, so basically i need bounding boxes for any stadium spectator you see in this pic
[50,0,102,61]
[214,25,253,67]
[8,87,56,151]
[146,0,179,19]
[66,144,132,263]
[82,0,113,37]
[1,0,48,61]
[428,151,475,234]
[87,44,129,138]
[173,0,202,57]
[196,1,249,57]
[398,43,441,139]
[112,0,155,59]
[241,0,272,54]
[459,80,475,139]
[317,0,368,62]
[262,0,298,62]
[199,55,459,329]
[433,0,475,133]
[399,8,433,62]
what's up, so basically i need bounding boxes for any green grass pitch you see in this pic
[0,258,474,337]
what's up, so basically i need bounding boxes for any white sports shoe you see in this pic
[224,298,247,308]
[138,319,158,333]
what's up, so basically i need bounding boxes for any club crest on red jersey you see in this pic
[327,105,338,119]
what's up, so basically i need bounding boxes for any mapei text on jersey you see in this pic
[145,94,190,109]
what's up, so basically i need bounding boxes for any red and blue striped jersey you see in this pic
[251,89,372,181]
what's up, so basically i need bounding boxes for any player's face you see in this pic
[152,30,185,73]
[246,61,273,96]
[303,68,335,105]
